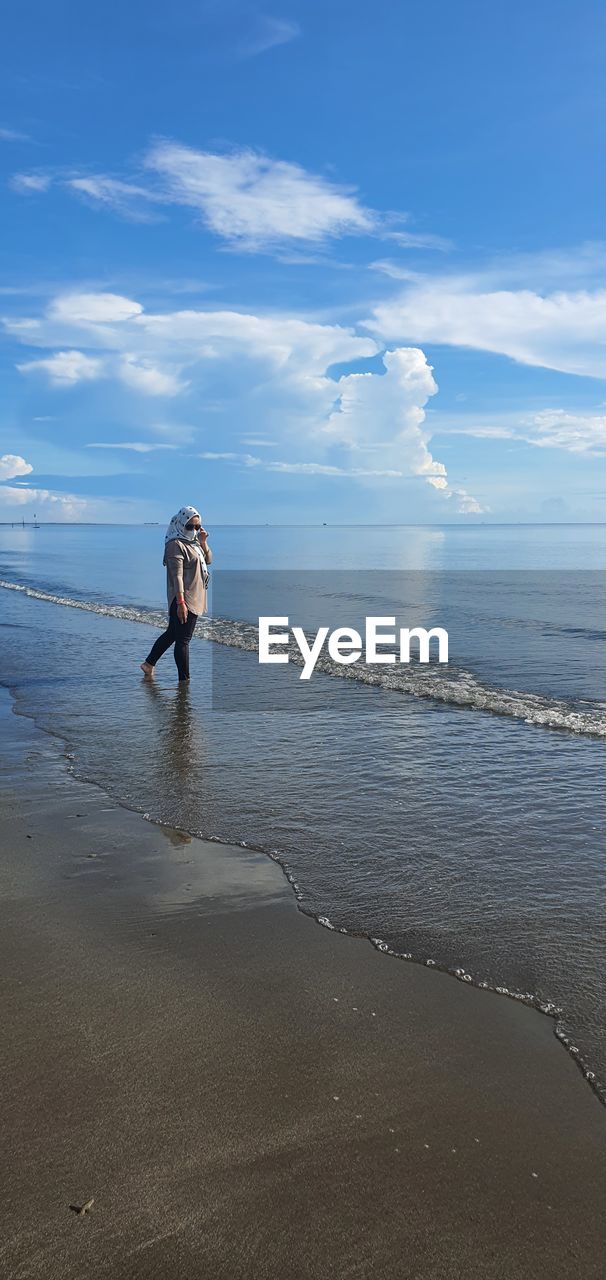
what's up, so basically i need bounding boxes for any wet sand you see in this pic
[1,691,605,1279]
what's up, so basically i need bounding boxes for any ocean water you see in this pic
[1,523,605,1099]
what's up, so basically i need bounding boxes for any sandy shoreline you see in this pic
[1,690,606,1278]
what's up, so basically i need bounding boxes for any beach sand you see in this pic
[1,690,605,1279]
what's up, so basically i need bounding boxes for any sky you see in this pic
[2,0,606,524]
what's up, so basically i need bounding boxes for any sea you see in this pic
[1,522,605,1099]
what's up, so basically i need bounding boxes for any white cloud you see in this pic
[451,489,485,515]
[16,350,103,385]
[199,345,484,509]
[320,347,484,511]
[370,274,606,379]
[133,306,377,370]
[0,454,33,480]
[12,309,185,395]
[49,292,143,324]
[10,173,52,193]
[118,355,187,397]
[240,16,301,57]
[267,460,403,477]
[439,407,606,455]
[87,441,177,452]
[66,176,160,221]
[144,141,375,250]
[382,229,453,251]
[438,422,515,441]
[528,409,606,452]
[0,486,87,517]
[7,287,482,512]
[15,137,447,257]
[200,450,403,477]
[370,260,423,282]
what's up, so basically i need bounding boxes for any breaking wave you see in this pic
[2,577,606,738]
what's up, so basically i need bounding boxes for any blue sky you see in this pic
[2,0,606,523]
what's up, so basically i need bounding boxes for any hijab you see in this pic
[163,505,209,586]
[164,505,202,546]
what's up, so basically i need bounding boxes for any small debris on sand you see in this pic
[72,1197,94,1217]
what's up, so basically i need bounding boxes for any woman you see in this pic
[140,505,212,682]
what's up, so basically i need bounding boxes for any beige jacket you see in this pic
[164,539,212,615]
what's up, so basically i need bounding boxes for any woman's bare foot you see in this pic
[140,662,155,678]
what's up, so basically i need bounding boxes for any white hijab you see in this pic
[164,505,202,546]
[163,505,209,585]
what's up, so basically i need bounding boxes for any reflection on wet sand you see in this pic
[137,680,285,915]
[159,826,193,847]
[141,679,206,786]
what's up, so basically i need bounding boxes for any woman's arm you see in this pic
[165,542,186,603]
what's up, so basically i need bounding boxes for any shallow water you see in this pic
[1,523,605,1098]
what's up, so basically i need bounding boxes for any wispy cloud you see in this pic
[437,407,606,456]
[144,141,375,250]
[240,435,277,447]
[266,460,404,477]
[66,175,162,222]
[381,229,453,252]
[200,450,403,477]
[87,441,178,452]
[37,145,375,248]
[370,260,425,282]
[238,15,300,58]
[9,138,447,257]
[0,126,29,141]
[9,173,51,193]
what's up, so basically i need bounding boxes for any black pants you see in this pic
[145,598,198,681]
